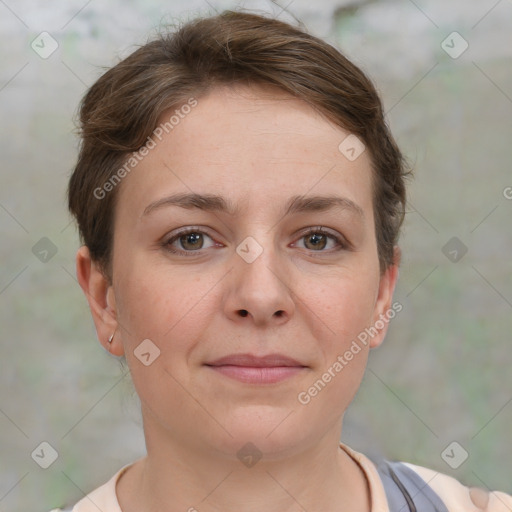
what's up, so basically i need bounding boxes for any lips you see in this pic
[205,353,307,384]
[206,353,304,368]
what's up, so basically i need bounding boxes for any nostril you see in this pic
[239,309,248,317]
[275,310,284,317]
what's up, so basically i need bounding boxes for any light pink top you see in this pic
[50,443,512,512]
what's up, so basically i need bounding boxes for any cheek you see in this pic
[295,276,376,420]
[303,269,379,348]
[114,259,216,352]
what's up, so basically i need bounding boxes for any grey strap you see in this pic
[376,460,450,512]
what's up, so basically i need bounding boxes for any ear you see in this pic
[369,246,401,349]
[75,246,124,356]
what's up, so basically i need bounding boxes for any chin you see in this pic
[208,405,311,460]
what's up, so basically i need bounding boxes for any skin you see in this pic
[77,84,401,512]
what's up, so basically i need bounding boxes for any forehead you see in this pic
[115,84,374,221]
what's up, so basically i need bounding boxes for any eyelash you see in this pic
[161,226,348,257]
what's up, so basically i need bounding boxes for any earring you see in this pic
[108,329,117,344]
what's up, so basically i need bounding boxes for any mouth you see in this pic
[204,353,308,384]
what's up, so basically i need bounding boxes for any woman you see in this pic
[57,9,511,512]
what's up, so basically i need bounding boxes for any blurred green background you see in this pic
[1,0,511,509]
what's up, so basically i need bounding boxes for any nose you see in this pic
[223,240,295,327]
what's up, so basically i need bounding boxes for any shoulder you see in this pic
[376,458,512,512]
[47,463,132,512]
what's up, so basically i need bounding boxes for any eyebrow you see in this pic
[142,192,364,219]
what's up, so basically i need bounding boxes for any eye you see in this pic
[162,226,347,257]
[294,227,346,252]
[163,228,218,256]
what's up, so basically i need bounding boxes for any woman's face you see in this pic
[85,84,399,460]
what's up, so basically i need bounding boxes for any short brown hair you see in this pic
[68,9,409,277]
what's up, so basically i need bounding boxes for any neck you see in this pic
[117,420,370,512]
